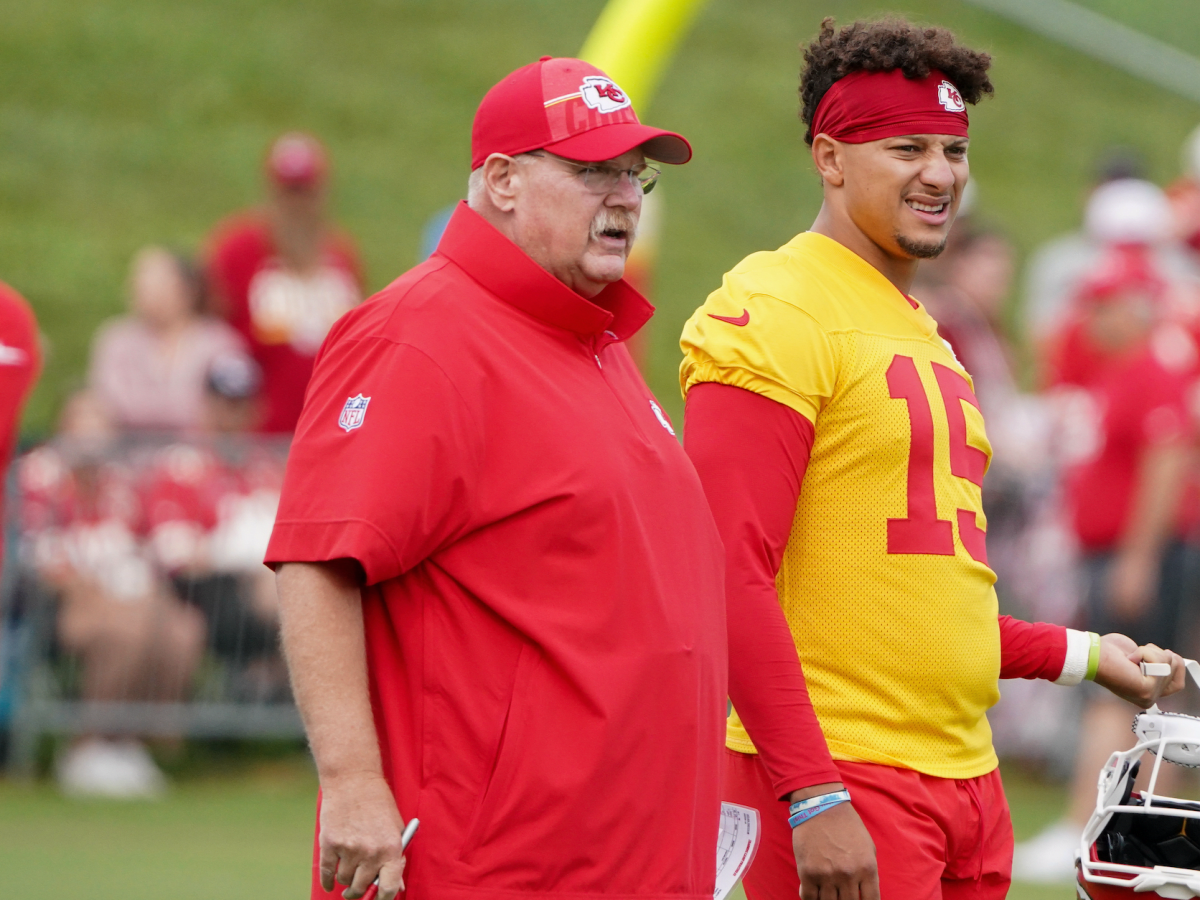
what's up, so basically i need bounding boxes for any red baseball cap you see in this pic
[1077,246,1166,305]
[266,132,328,188]
[471,57,692,170]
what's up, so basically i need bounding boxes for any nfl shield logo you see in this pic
[338,394,370,432]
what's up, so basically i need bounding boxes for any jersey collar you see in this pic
[796,231,938,332]
[436,201,653,341]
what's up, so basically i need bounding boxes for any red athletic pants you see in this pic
[724,749,1013,900]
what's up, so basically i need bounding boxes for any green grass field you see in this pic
[3,0,1200,435]
[0,758,1075,900]
[0,758,1074,899]
[0,757,318,899]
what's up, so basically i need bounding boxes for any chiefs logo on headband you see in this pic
[937,81,965,113]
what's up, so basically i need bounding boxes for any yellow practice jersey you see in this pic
[680,231,1001,779]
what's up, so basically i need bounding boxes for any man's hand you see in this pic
[1093,634,1186,708]
[790,783,879,900]
[318,772,408,900]
[277,561,405,897]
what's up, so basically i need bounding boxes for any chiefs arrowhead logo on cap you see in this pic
[579,76,631,114]
[471,57,693,169]
[937,80,965,113]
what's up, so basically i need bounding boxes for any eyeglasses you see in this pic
[524,151,660,195]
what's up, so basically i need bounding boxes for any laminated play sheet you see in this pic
[715,802,760,900]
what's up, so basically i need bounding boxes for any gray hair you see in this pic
[466,166,486,207]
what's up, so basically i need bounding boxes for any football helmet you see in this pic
[1077,660,1200,899]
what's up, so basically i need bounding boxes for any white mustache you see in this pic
[590,208,639,243]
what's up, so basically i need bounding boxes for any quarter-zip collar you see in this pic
[435,201,653,342]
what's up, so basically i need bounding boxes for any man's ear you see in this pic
[481,154,520,212]
[811,135,845,188]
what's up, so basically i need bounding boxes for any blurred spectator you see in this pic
[202,352,262,435]
[1021,149,1144,341]
[917,224,1028,556]
[919,222,1086,769]
[205,133,363,434]
[0,282,40,578]
[1013,251,1200,880]
[917,223,1018,413]
[88,247,244,434]
[1166,124,1200,261]
[1022,152,1199,348]
[19,391,205,797]
[138,354,287,701]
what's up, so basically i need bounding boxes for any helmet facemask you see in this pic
[1079,661,1200,899]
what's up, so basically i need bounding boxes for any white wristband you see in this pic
[1055,628,1091,686]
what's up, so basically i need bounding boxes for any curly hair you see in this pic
[799,17,994,145]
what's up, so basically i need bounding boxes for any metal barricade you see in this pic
[2,434,303,778]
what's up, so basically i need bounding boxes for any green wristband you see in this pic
[1085,632,1101,681]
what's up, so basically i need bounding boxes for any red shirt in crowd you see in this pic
[206,215,362,434]
[139,441,284,573]
[1054,325,1197,551]
[0,282,41,573]
[18,446,152,599]
[265,203,727,900]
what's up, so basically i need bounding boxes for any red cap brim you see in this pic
[544,122,692,165]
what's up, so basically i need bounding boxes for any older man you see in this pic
[266,57,726,900]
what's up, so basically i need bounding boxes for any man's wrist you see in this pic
[1055,628,1095,686]
[317,764,388,789]
[788,789,851,827]
[1086,631,1102,681]
[787,781,845,803]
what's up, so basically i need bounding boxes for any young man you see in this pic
[268,58,725,900]
[679,18,1185,900]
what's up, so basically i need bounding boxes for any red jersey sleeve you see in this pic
[683,382,841,798]
[265,334,481,585]
[0,288,39,449]
[998,615,1067,681]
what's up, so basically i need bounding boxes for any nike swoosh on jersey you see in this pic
[708,310,750,327]
[0,342,28,366]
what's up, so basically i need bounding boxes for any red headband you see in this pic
[811,69,969,144]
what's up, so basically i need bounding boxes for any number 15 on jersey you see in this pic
[886,354,988,564]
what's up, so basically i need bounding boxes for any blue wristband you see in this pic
[788,789,851,828]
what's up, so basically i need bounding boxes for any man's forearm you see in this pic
[998,615,1068,681]
[1122,442,1189,557]
[684,383,841,797]
[276,560,384,784]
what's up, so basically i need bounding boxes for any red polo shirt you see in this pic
[266,203,727,900]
